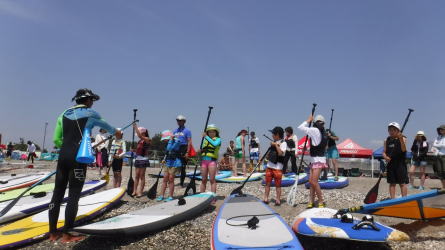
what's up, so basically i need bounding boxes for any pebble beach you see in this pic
[1,161,444,250]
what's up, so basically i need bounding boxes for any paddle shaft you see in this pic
[328,109,334,131]
[127,109,137,196]
[93,120,139,150]
[0,171,56,217]
[296,103,317,174]
[185,106,213,196]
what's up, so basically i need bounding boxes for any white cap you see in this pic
[388,122,401,131]
[314,115,325,123]
[176,115,186,121]
[416,130,425,136]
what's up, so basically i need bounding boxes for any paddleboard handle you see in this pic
[352,221,380,231]
[178,198,186,206]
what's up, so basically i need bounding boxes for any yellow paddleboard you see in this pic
[0,187,125,249]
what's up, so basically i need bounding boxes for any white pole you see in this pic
[371,156,374,178]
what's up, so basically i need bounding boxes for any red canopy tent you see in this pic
[297,136,311,155]
[337,138,372,158]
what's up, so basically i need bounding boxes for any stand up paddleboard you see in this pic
[74,192,214,236]
[212,194,303,250]
[0,187,125,249]
[149,170,201,178]
[292,208,409,242]
[0,183,55,202]
[262,173,308,187]
[305,176,349,189]
[217,173,264,183]
[0,172,50,193]
[190,171,232,180]
[0,180,107,224]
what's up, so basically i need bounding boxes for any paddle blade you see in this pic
[147,181,158,200]
[101,173,110,183]
[230,186,243,196]
[364,175,382,204]
[184,178,196,197]
[76,128,95,164]
[127,177,134,196]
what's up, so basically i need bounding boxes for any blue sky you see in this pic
[0,0,444,151]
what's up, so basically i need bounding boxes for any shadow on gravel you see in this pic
[297,234,391,250]
[72,205,216,250]
[392,219,445,242]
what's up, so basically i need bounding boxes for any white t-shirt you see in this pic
[94,133,109,151]
[298,121,326,164]
[250,137,260,153]
[27,144,36,153]
[267,140,287,170]
[432,135,445,156]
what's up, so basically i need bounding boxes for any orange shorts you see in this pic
[265,168,283,187]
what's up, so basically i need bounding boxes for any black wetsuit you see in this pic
[49,105,115,233]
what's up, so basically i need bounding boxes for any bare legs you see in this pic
[309,168,324,204]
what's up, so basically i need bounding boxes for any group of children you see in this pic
[93,111,445,209]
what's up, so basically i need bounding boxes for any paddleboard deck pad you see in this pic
[212,194,303,249]
[0,180,107,224]
[74,192,215,236]
[0,183,56,202]
[0,187,125,249]
[292,208,409,242]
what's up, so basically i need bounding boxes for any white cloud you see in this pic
[0,0,43,21]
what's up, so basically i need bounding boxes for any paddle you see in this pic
[184,106,214,196]
[99,120,139,183]
[287,103,317,206]
[363,108,414,204]
[147,156,167,199]
[230,147,272,195]
[322,109,335,180]
[0,171,56,217]
[127,109,138,196]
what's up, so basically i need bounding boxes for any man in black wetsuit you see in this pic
[48,89,121,243]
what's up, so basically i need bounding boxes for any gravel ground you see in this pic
[1,160,444,250]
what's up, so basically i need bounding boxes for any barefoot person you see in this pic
[109,129,126,188]
[263,126,286,206]
[298,115,328,208]
[173,115,192,187]
[49,89,121,243]
[200,124,221,196]
[383,122,409,199]
[132,123,151,197]
[157,130,181,202]
[432,124,445,190]
[409,131,428,190]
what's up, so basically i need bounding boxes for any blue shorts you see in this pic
[250,151,259,161]
[166,158,182,168]
[326,147,339,159]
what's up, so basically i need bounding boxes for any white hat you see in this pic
[176,115,186,121]
[314,115,325,123]
[388,122,401,131]
[416,131,425,136]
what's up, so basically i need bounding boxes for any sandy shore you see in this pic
[1,160,444,250]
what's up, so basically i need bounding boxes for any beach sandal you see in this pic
[164,197,174,202]
[156,196,164,202]
[306,203,314,209]
[274,201,281,206]
[318,202,326,208]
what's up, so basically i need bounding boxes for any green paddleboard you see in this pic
[0,183,55,202]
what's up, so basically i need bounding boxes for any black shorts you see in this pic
[101,148,109,167]
[135,159,150,168]
[112,159,123,173]
[386,160,409,184]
